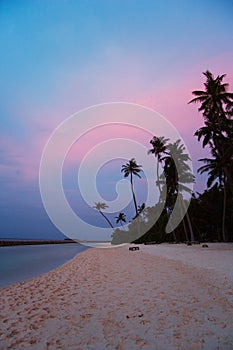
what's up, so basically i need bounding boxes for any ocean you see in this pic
[0,243,89,288]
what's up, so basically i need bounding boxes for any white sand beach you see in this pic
[0,243,233,350]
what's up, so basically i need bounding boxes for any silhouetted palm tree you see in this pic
[198,150,224,188]
[93,202,114,229]
[198,149,227,241]
[115,212,126,227]
[188,70,233,120]
[189,70,233,194]
[121,158,142,217]
[132,203,146,221]
[161,140,194,195]
[148,136,169,195]
[138,203,145,214]
[159,139,195,241]
[197,185,226,242]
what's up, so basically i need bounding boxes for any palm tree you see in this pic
[93,202,114,229]
[198,149,227,241]
[189,70,233,194]
[115,212,126,227]
[161,140,194,194]
[197,185,226,242]
[198,149,224,188]
[121,158,142,217]
[188,70,233,120]
[138,203,145,214]
[159,139,195,242]
[148,136,169,196]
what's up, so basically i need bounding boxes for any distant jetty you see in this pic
[0,239,77,247]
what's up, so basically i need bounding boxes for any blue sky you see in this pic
[0,0,233,240]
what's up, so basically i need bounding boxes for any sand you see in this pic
[0,243,233,350]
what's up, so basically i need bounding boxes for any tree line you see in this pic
[93,71,233,244]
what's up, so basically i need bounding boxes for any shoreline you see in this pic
[1,244,233,349]
[0,243,89,289]
[0,239,77,247]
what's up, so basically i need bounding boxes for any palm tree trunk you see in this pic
[178,195,189,241]
[186,211,195,242]
[172,229,177,242]
[99,211,114,229]
[214,138,233,196]
[181,199,194,241]
[223,166,233,196]
[222,184,227,242]
[165,210,177,242]
[157,159,162,198]
[130,172,138,217]
[182,217,189,242]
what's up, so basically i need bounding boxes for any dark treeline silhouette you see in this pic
[188,70,233,242]
[95,70,233,244]
[111,138,195,244]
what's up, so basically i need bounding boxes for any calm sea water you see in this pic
[0,243,89,288]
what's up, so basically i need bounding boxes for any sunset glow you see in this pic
[1,0,233,239]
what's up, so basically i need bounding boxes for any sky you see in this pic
[1,0,233,240]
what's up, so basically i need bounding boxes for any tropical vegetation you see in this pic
[94,70,233,244]
[121,158,142,218]
[93,202,114,229]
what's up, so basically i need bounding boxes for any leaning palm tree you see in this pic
[121,158,142,217]
[93,202,114,229]
[115,212,126,227]
[148,136,169,196]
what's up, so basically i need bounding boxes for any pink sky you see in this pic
[1,0,233,239]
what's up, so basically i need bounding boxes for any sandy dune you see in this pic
[0,243,233,349]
